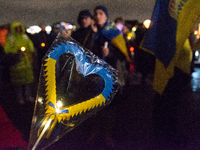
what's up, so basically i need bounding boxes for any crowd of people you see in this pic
[0,22,57,104]
[0,5,153,104]
[0,5,155,149]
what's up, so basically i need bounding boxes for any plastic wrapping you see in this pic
[28,31,120,150]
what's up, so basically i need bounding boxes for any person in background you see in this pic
[71,9,97,50]
[0,24,10,47]
[135,23,155,84]
[122,23,134,39]
[31,23,55,89]
[114,17,125,32]
[86,5,130,149]
[35,23,52,67]
[114,17,132,85]
[4,22,35,104]
[92,5,130,67]
[92,6,130,87]
[0,24,11,88]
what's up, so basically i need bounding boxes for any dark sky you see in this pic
[0,0,155,27]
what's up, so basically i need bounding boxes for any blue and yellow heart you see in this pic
[35,40,120,139]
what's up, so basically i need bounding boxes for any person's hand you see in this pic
[91,23,97,32]
[102,47,109,57]
[91,19,97,32]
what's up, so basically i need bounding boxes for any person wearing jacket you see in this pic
[86,5,130,149]
[4,22,35,104]
[71,9,97,50]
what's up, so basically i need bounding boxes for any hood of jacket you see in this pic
[10,22,26,36]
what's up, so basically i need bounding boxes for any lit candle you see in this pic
[20,46,26,52]
[41,43,45,47]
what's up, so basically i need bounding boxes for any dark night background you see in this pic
[0,0,155,27]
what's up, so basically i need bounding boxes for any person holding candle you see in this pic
[4,22,35,104]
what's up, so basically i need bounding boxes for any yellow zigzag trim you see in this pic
[38,56,108,138]
[44,58,57,106]
[44,57,106,120]
[62,94,106,120]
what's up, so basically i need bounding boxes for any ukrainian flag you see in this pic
[141,0,200,95]
[102,23,130,62]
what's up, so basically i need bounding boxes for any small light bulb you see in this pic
[132,26,137,31]
[143,19,151,29]
[56,100,63,109]
[195,51,199,57]
[194,30,198,35]
[38,97,43,104]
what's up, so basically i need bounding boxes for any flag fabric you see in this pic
[0,105,27,149]
[141,0,200,95]
[175,39,193,75]
[102,23,130,62]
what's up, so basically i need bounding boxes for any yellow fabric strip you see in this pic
[112,34,130,62]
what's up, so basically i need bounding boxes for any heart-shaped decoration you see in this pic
[28,32,120,150]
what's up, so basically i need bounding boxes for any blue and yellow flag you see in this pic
[102,23,130,62]
[141,0,200,95]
